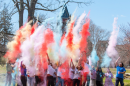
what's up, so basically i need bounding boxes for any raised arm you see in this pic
[72,59,75,67]
[96,61,99,71]
[57,60,61,67]
[70,58,75,67]
[46,53,50,65]
[102,73,105,78]
[115,57,120,67]
[11,63,15,68]
[20,61,23,68]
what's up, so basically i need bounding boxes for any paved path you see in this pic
[0,82,5,86]
[0,73,6,86]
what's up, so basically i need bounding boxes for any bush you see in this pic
[0,57,6,66]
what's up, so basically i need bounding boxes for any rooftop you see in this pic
[61,5,69,19]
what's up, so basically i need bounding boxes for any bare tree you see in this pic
[0,0,3,8]
[116,24,130,67]
[11,0,92,27]
[0,4,13,47]
[89,21,110,45]
[88,20,110,64]
[75,18,110,60]
[0,4,13,65]
[12,0,24,27]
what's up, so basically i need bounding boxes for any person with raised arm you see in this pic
[84,60,91,86]
[73,65,82,86]
[66,58,75,86]
[52,63,57,85]
[20,61,27,86]
[115,57,126,86]
[96,61,104,86]
[26,61,35,86]
[56,59,64,86]
[35,62,44,86]
[46,53,56,86]
[73,59,82,86]
[89,65,96,86]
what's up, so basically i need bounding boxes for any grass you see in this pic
[102,68,130,86]
[102,68,130,74]
[0,65,6,74]
[103,78,130,86]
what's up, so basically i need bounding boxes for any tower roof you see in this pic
[61,5,69,19]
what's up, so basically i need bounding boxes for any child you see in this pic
[104,68,114,86]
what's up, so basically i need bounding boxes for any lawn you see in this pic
[103,78,130,86]
[102,68,130,74]
[0,65,6,74]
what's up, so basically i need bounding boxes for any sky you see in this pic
[3,0,130,36]
[66,0,130,33]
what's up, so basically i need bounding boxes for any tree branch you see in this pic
[68,0,92,6]
[35,1,69,11]
[14,0,20,11]
[10,11,18,17]
[17,1,28,7]
[37,2,52,9]
[26,0,29,7]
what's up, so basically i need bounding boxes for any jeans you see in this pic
[21,76,27,86]
[27,76,35,86]
[56,77,64,86]
[87,75,90,86]
[47,76,54,86]
[53,77,56,85]
[12,74,16,86]
[12,78,16,86]
[96,80,102,86]
[73,79,80,86]
[115,77,124,86]
[35,75,43,86]
[5,73,12,86]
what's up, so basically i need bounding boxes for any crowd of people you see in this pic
[5,55,126,86]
